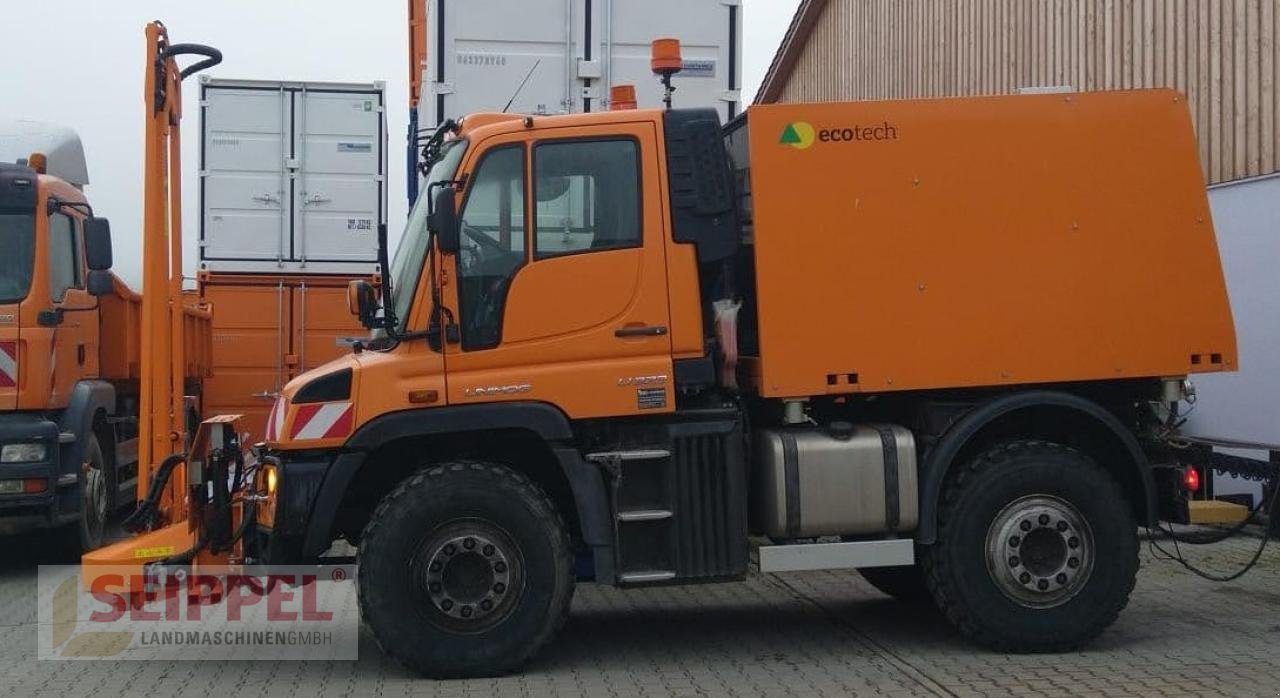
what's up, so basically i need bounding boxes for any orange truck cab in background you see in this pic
[0,156,211,552]
[256,88,1242,678]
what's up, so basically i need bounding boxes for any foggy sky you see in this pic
[0,0,799,288]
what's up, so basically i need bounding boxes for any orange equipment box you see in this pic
[199,272,370,442]
[736,89,1236,398]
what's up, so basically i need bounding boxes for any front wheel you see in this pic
[357,462,575,678]
[75,434,113,551]
[922,441,1138,652]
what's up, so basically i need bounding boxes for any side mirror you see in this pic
[83,218,113,271]
[87,270,115,297]
[430,186,459,254]
[347,279,380,328]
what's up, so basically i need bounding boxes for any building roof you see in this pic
[755,0,828,105]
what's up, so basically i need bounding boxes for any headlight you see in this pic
[1,443,47,463]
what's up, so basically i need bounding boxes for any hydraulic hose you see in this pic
[122,453,186,533]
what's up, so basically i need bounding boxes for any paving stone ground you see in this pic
[0,529,1275,697]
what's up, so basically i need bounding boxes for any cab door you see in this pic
[46,211,98,406]
[442,122,675,418]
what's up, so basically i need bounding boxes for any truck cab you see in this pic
[0,121,192,551]
[0,147,111,546]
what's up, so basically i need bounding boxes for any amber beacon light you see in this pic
[650,38,683,109]
[609,84,638,111]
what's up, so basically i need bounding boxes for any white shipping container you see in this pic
[200,78,388,275]
[418,0,743,127]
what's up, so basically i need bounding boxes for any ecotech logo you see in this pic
[780,120,899,150]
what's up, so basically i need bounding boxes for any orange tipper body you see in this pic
[741,89,1236,397]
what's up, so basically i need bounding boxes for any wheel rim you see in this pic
[411,519,524,634]
[82,460,107,543]
[985,495,1094,609]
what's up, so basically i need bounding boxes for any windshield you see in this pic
[0,214,36,304]
[390,138,467,332]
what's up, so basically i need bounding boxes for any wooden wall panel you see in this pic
[773,0,1280,183]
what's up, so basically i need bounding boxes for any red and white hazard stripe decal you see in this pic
[289,402,354,441]
[264,396,287,441]
[0,341,16,388]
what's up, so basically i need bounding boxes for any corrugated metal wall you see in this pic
[775,0,1279,184]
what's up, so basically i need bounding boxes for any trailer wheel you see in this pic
[358,461,575,678]
[76,434,112,551]
[922,440,1137,652]
[858,564,931,603]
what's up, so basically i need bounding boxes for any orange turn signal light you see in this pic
[24,478,47,494]
[650,38,683,76]
[27,152,48,175]
[609,85,638,111]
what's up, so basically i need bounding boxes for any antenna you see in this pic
[502,59,542,113]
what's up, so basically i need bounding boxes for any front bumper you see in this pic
[0,414,76,534]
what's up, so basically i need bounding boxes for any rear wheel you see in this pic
[922,440,1137,652]
[358,461,574,678]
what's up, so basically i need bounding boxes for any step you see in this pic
[617,508,673,523]
[585,449,671,463]
[617,570,677,584]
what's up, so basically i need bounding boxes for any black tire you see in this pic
[75,434,113,551]
[358,461,575,678]
[921,440,1138,652]
[859,564,931,603]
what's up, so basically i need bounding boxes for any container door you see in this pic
[596,0,741,119]
[427,0,571,124]
[293,89,384,266]
[202,87,289,263]
[291,281,368,374]
[203,282,292,442]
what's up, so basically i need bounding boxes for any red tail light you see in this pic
[1183,466,1201,493]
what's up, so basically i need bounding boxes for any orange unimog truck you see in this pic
[254,57,1256,677]
[0,124,211,551]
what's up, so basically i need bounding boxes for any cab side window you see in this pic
[456,145,526,350]
[48,213,83,302]
[533,139,640,258]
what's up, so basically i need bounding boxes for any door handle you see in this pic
[615,325,668,338]
[303,194,332,206]
[250,391,280,401]
[252,193,280,205]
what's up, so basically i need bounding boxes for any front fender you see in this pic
[290,402,610,564]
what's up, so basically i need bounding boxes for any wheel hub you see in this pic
[986,495,1093,608]
[414,522,522,632]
